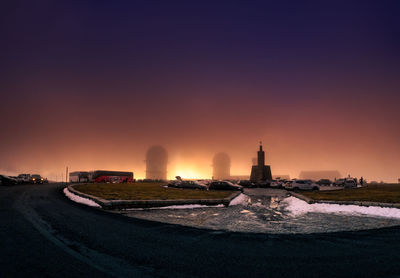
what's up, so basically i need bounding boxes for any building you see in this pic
[250,143,272,183]
[69,171,89,183]
[69,170,134,183]
[212,152,231,180]
[145,146,168,180]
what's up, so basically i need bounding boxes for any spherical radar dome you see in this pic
[213,152,231,180]
[213,152,231,166]
[146,146,168,180]
[146,146,168,162]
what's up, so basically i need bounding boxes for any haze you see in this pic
[1,1,399,182]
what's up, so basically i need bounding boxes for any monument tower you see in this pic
[250,142,272,183]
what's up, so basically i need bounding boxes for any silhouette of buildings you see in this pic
[250,143,272,183]
[145,146,168,180]
[212,152,231,180]
[299,170,341,181]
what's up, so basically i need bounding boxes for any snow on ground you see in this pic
[282,196,400,219]
[229,193,249,206]
[63,188,101,208]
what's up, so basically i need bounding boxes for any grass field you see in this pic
[301,184,400,203]
[72,182,233,200]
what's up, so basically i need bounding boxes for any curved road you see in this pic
[1,183,400,278]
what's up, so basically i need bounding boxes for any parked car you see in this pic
[239,180,255,188]
[17,174,31,184]
[167,180,180,188]
[179,180,208,190]
[167,180,208,190]
[270,179,286,188]
[196,180,211,186]
[333,178,346,186]
[256,180,270,188]
[285,179,319,191]
[344,179,357,188]
[316,179,332,186]
[31,174,44,184]
[0,175,18,186]
[209,181,243,192]
[285,180,294,188]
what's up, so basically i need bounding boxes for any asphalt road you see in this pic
[1,184,400,278]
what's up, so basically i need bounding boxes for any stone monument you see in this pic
[250,142,272,183]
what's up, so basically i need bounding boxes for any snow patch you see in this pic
[229,193,249,206]
[282,196,400,219]
[63,188,101,208]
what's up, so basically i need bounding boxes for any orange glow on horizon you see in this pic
[169,165,212,180]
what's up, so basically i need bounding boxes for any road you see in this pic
[1,183,400,278]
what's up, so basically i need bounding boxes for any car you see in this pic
[270,179,286,188]
[167,180,180,188]
[167,179,208,190]
[177,180,208,190]
[0,175,18,186]
[284,180,294,188]
[316,179,332,186]
[239,180,255,188]
[196,180,211,186]
[344,179,357,188]
[209,181,243,192]
[256,180,270,188]
[285,179,319,191]
[167,176,184,188]
[333,178,346,186]
[17,174,31,184]
[31,174,45,184]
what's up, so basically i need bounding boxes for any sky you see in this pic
[1,0,400,181]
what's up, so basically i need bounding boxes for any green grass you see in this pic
[72,182,233,200]
[301,184,400,203]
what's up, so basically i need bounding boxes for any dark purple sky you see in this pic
[1,1,400,181]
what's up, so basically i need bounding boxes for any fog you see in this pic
[1,1,399,182]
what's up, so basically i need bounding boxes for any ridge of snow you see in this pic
[229,193,249,206]
[282,196,400,219]
[63,188,101,208]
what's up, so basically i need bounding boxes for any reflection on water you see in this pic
[122,188,400,234]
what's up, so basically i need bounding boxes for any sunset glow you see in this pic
[1,1,399,183]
